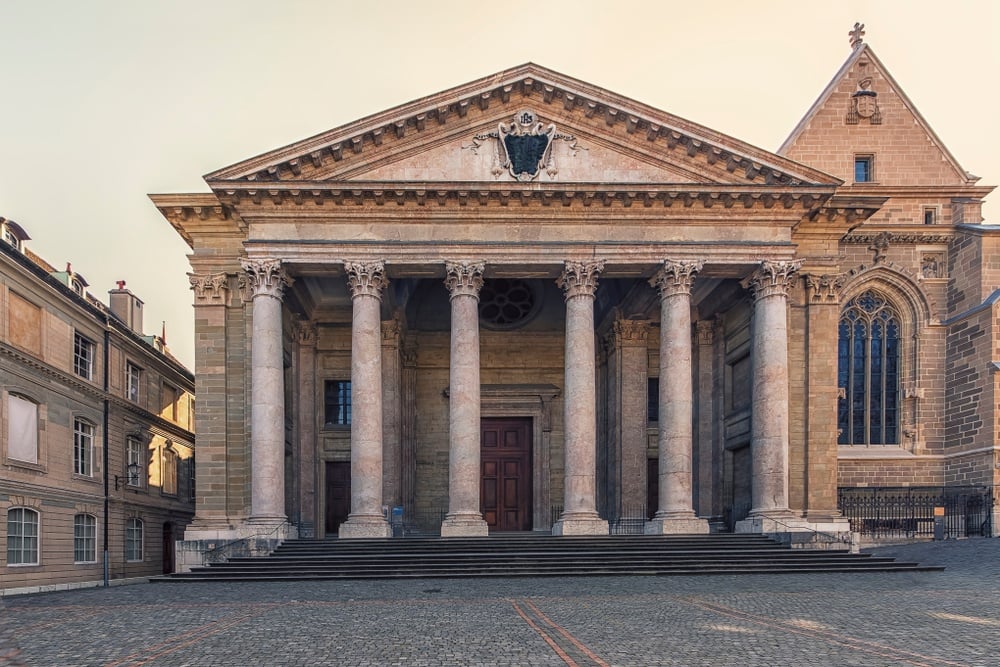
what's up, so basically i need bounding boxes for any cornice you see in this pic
[838,184,994,199]
[148,193,246,248]
[205,64,839,188]
[211,181,836,212]
[842,230,954,244]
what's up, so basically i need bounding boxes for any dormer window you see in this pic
[2,225,18,248]
[0,219,28,252]
[71,279,84,295]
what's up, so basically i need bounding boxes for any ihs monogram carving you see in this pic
[649,260,703,298]
[557,260,604,299]
[465,110,584,181]
[444,261,485,299]
[344,261,388,300]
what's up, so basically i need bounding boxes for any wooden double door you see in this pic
[481,418,532,532]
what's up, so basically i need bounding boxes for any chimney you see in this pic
[108,280,144,334]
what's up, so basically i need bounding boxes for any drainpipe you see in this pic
[102,326,110,587]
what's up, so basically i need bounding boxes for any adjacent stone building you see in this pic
[153,32,997,556]
[1,219,195,594]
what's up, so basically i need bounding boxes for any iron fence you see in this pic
[837,486,994,539]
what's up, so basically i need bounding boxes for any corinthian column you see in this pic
[646,260,709,534]
[441,261,489,537]
[553,260,608,535]
[241,259,290,526]
[340,261,391,538]
[737,260,802,531]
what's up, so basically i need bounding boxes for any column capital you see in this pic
[444,261,485,300]
[381,317,402,344]
[744,260,803,301]
[650,259,703,298]
[188,272,229,303]
[241,259,290,300]
[804,273,845,303]
[609,318,649,346]
[557,260,604,299]
[296,319,318,346]
[345,261,388,300]
[696,319,715,346]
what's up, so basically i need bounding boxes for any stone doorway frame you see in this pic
[478,384,560,531]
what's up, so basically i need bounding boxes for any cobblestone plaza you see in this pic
[4,540,999,666]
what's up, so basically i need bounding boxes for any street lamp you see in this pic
[115,462,141,490]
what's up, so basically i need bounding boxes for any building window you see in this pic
[160,384,178,422]
[74,418,95,476]
[924,208,937,225]
[162,447,178,496]
[7,508,39,566]
[1,223,18,248]
[324,380,351,427]
[126,362,142,403]
[126,436,144,487]
[854,155,873,183]
[647,378,659,423]
[73,514,97,563]
[73,333,95,380]
[838,290,900,445]
[125,518,143,562]
[6,393,39,464]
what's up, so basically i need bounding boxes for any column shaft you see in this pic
[744,261,801,522]
[553,260,608,535]
[340,262,391,538]
[647,260,708,534]
[442,262,488,536]
[243,260,289,525]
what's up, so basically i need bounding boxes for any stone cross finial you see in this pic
[849,22,866,49]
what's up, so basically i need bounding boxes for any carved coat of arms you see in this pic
[466,110,583,181]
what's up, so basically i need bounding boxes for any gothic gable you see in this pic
[206,64,838,188]
[780,43,975,186]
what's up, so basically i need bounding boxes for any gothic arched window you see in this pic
[838,290,900,445]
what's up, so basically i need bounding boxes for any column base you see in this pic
[644,515,710,535]
[552,514,608,536]
[339,515,391,539]
[440,514,489,537]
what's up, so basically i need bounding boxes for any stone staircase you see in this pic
[160,534,942,582]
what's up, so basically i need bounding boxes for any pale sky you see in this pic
[2,0,997,369]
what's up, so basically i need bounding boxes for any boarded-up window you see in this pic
[8,292,41,355]
[7,394,38,464]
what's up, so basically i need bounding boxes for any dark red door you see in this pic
[325,461,351,536]
[481,418,532,531]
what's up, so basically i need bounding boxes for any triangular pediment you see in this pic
[206,64,838,188]
[780,45,976,186]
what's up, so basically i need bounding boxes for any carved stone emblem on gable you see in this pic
[846,59,882,125]
[465,110,584,181]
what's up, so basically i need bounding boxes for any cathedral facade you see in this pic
[153,34,997,556]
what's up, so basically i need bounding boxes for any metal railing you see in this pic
[838,486,994,540]
[200,519,292,564]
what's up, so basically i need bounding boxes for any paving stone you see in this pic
[3,540,999,666]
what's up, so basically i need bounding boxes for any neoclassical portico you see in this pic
[155,63,881,555]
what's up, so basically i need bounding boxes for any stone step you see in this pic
[159,534,940,582]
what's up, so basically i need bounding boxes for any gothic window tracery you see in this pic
[837,289,900,445]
